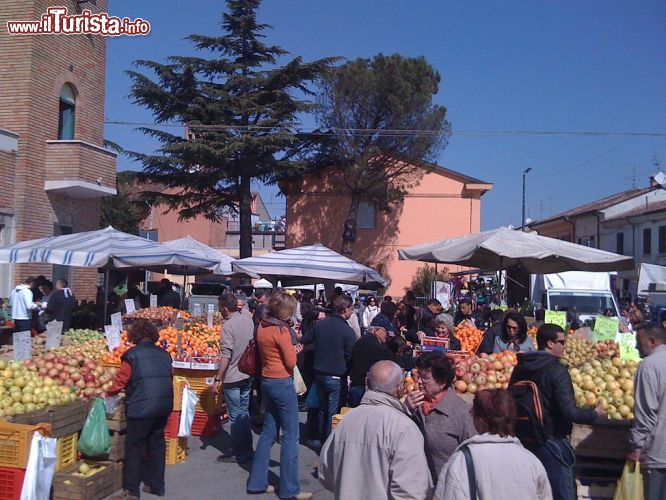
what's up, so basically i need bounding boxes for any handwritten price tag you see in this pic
[111,312,123,331]
[593,316,619,342]
[618,332,641,362]
[207,310,214,329]
[193,303,203,317]
[13,330,32,361]
[45,320,63,350]
[207,303,215,313]
[124,299,136,314]
[104,325,122,352]
[150,294,158,308]
[545,310,567,330]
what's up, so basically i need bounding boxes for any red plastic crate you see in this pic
[164,412,181,439]
[0,466,25,500]
[191,411,223,437]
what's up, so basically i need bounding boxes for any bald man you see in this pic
[319,360,433,499]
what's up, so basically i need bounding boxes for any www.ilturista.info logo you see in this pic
[6,7,150,36]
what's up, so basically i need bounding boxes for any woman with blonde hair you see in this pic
[247,292,311,499]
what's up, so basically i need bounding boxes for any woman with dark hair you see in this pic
[396,301,417,332]
[361,295,380,329]
[434,389,552,500]
[493,312,535,353]
[405,352,476,483]
[108,319,173,498]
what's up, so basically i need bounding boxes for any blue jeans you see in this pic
[347,385,365,408]
[533,437,576,500]
[223,378,253,462]
[316,374,345,441]
[247,377,300,498]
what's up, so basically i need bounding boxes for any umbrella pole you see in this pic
[103,265,109,325]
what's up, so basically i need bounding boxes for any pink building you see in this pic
[283,162,492,295]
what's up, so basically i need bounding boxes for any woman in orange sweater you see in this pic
[247,292,310,499]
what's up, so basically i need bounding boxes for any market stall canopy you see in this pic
[231,244,387,288]
[162,235,258,277]
[638,262,666,296]
[398,227,634,273]
[253,278,274,289]
[0,226,221,273]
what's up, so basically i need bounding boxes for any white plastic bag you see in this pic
[178,386,199,437]
[104,395,121,414]
[293,365,307,395]
[20,431,57,500]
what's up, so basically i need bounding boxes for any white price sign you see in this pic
[207,303,215,313]
[13,330,32,361]
[207,310,214,329]
[45,320,63,350]
[111,312,123,331]
[193,303,203,317]
[124,299,136,314]
[104,325,122,352]
[150,294,158,308]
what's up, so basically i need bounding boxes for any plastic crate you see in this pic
[164,411,181,439]
[0,466,25,500]
[190,411,223,437]
[165,437,187,465]
[172,377,187,412]
[55,433,78,472]
[173,371,223,415]
[0,421,51,469]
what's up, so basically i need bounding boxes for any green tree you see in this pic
[408,264,450,298]
[314,54,451,256]
[126,0,334,258]
[100,171,148,234]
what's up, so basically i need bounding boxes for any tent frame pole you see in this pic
[103,265,109,325]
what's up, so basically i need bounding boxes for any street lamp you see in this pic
[522,167,532,231]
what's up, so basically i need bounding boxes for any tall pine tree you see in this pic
[127,0,334,257]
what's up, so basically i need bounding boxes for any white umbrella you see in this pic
[232,243,387,288]
[398,227,634,273]
[162,236,239,276]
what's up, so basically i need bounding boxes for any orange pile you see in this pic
[527,326,538,338]
[101,323,220,364]
[455,322,484,352]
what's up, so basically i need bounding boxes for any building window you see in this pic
[616,232,624,255]
[643,228,652,255]
[659,226,666,254]
[356,201,376,229]
[139,229,158,242]
[577,236,595,247]
[58,84,76,140]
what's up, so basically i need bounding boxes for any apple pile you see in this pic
[561,337,618,367]
[451,351,518,395]
[25,351,119,400]
[569,356,638,420]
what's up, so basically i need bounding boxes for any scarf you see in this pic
[63,288,72,298]
[421,389,447,416]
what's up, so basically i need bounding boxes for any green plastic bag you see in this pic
[613,461,644,500]
[77,398,111,456]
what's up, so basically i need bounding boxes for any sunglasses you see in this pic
[553,339,566,345]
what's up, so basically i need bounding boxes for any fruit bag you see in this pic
[77,397,111,456]
[20,431,57,500]
[613,461,644,500]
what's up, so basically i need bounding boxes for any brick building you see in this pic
[0,0,117,299]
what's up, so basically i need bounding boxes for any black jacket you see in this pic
[301,315,356,376]
[122,341,174,419]
[157,289,181,309]
[477,323,503,355]
[509,351,597,439]
[349,333,412,387]
[46,289,76,332]
[415,307,435,336]
[453,310,473,326]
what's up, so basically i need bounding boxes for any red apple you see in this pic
[454,380,467,392]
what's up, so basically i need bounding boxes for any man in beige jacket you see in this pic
[319,360,433,499]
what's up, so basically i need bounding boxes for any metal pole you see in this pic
[522,167,532,230]
[103,265,109,325]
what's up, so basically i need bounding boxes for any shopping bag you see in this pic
[178,385,199,437]
[20,431,57,500]
[293,365,307,395]
[78,398,111,456]
[613,460,644,500]
[305,382,320,410]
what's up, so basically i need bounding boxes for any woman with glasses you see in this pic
[477,311,536,354]
[405,352,477,484]
[362,295,380,330]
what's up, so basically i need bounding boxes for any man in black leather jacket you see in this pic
[510,323,605,500]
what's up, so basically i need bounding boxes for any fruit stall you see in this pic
[0,306,225,499]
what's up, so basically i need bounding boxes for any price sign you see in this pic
[124,299,136,314]
[111,312,123,331]
[545,310,567,330]
[207,303,215,313]
[45,320,63,350]
[207,310,214,329]
[104,325,122,352]
[175,318,184,331]
[593,316,619,342]
[150,294,158,308]
[13,330,31,361]
[618,332,641,362]
[193,303,203,317]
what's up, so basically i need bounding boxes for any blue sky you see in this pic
[105,0,666,229]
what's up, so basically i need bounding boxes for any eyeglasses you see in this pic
[553,339,566,345]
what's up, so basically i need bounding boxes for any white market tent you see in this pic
[231,243,387,288]
[638,262,666,296]
[0,226,221,317]
[398,227,634,273]
[162,235,242,276]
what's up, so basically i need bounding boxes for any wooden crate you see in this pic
[576,479,615,500]
[55,433,79,472]
[571,420,631,460]
[106,403,126,432]
[10,400,87,438]
[108,430,126,462]
[52,460,117,500]
[111,461,123,493]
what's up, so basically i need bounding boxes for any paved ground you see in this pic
[144,413,334,500]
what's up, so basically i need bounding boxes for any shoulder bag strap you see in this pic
[461,444,477,500]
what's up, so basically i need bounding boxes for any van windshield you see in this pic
[548,291,617,317]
